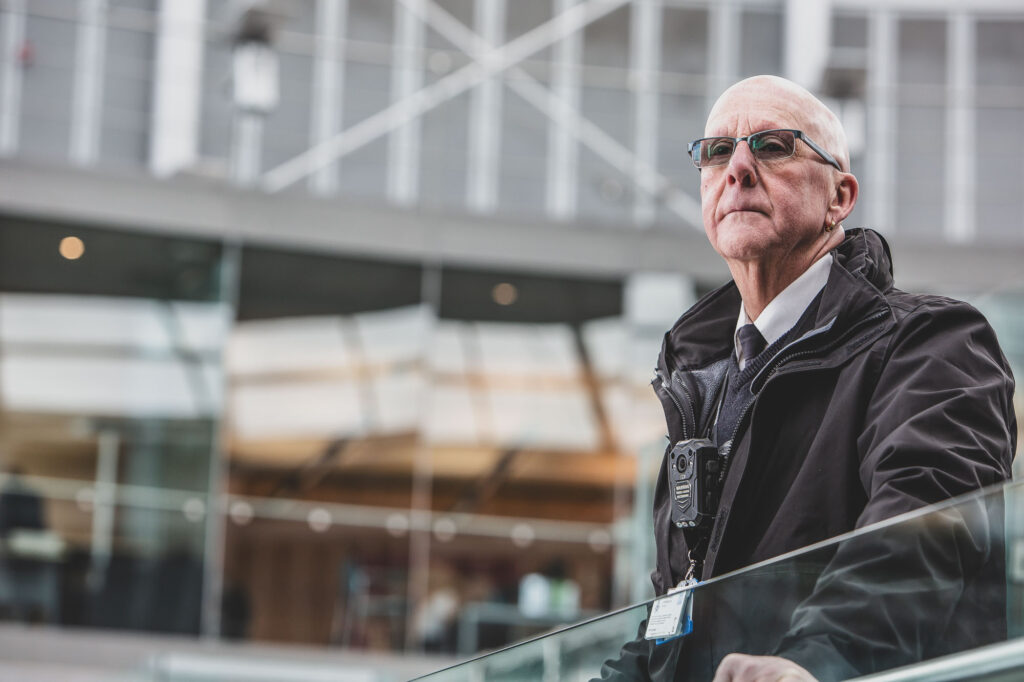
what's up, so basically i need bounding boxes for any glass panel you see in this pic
[223,246,424,647]
[739,9,783,78]
[262,49,315,173]
[417,264,630,657]
[661,8,708,75]
[198,23,233,165]
[894,19,947,239]
[18,11,76,162]
[974,106,1024,241]
[974,20,1024,242]
[0,217,229,634]
[579,6,632,225]
[833,14,868,49]
[334,2,393,200]
[657,8,708,226]
[420,88,470,211]
[414,481,1024,681]
[898,19,946,86]
[101,14,155,169]
[338,62,392,199]
[976,20,1024,89]
[498,82,548,219]
[894,104,944,238]
[0,458,209,633]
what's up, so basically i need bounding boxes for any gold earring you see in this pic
[825,218,836,233]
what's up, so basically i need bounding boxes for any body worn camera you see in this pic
[668,438,722,529]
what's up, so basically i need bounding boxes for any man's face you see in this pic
[699,82,836,265]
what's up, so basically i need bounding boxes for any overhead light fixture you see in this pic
[433,517,457,542]
[307,507,332,533]
[229,500,255,526]
[59,236,85,260]
[182,498,207,522]
[511,523,535,548]
[492,282,518,306]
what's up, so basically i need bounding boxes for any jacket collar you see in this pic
[659,228,895,377]
[815,227,894,331]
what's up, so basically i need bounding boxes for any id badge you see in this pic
[644,579,696,644]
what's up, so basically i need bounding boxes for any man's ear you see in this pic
[831,173,859,223]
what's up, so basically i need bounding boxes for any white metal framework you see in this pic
[70,0,107,166]
[0,0,25,156]
[309,0,347,195]
[2,0,1023,242]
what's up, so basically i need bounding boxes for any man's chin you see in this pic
[713,218,773,258]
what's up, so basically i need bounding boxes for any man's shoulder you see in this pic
[882,287,984,321]
[879,289,1006,364]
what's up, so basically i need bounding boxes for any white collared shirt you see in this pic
[734,253,833,370]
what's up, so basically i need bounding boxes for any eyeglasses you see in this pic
[687,129,842,172]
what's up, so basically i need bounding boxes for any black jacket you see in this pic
[599,228,1016,680]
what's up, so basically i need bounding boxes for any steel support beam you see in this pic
[945,11,975,243]
[388,0,425,205]
[231,113,263,187]
[867,9,896,233]
[630,0,662,226]
[0,0,26,156]
[547,0,582,221]
[784,0,832,91]
[309,0,348,195]
[708,0,738,100]
[467,0,505,212]
[149,0,207,177]
[70,0,107,166]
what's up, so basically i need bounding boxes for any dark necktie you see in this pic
[737,324,767,366]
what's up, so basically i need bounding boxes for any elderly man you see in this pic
[599,76,1016,681]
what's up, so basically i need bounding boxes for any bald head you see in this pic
[706,75,851,172]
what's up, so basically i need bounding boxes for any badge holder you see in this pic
[644,578,697,645]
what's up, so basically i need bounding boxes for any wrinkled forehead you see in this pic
[704,83,822,139]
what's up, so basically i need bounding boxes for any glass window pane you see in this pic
[898,19,946,86]
[0,217,227,635]
[739,9,782,78]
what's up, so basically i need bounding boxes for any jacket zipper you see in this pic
[656,370,694,440]
[719,309,889,486]
[672,373,698,439]
[753,309,889,393]
[697,309,889,578]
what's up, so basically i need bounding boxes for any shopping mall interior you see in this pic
[1,0,1023,679]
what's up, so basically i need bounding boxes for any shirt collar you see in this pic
[734,253,833,367]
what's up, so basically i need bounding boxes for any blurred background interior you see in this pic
[0,0,1023,679]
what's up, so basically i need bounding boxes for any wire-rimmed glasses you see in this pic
[687,129,842,172]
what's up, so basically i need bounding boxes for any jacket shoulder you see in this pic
[883,288,987,321]
[877,289,1013,385]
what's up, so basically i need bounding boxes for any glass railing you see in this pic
[415,479,1024,682]
[0,475,209,635]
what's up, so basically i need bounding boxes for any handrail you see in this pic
[847,637,1024,682]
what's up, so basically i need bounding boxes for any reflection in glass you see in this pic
[416,482,1024,681]
[0,219,228,635]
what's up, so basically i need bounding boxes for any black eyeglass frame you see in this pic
[687,129,843,172]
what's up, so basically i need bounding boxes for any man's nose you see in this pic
[726,141,757,187]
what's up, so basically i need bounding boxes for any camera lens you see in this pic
[676,453,690,475]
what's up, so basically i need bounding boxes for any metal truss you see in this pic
[260,0,702,230]
[399,0,701,228]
